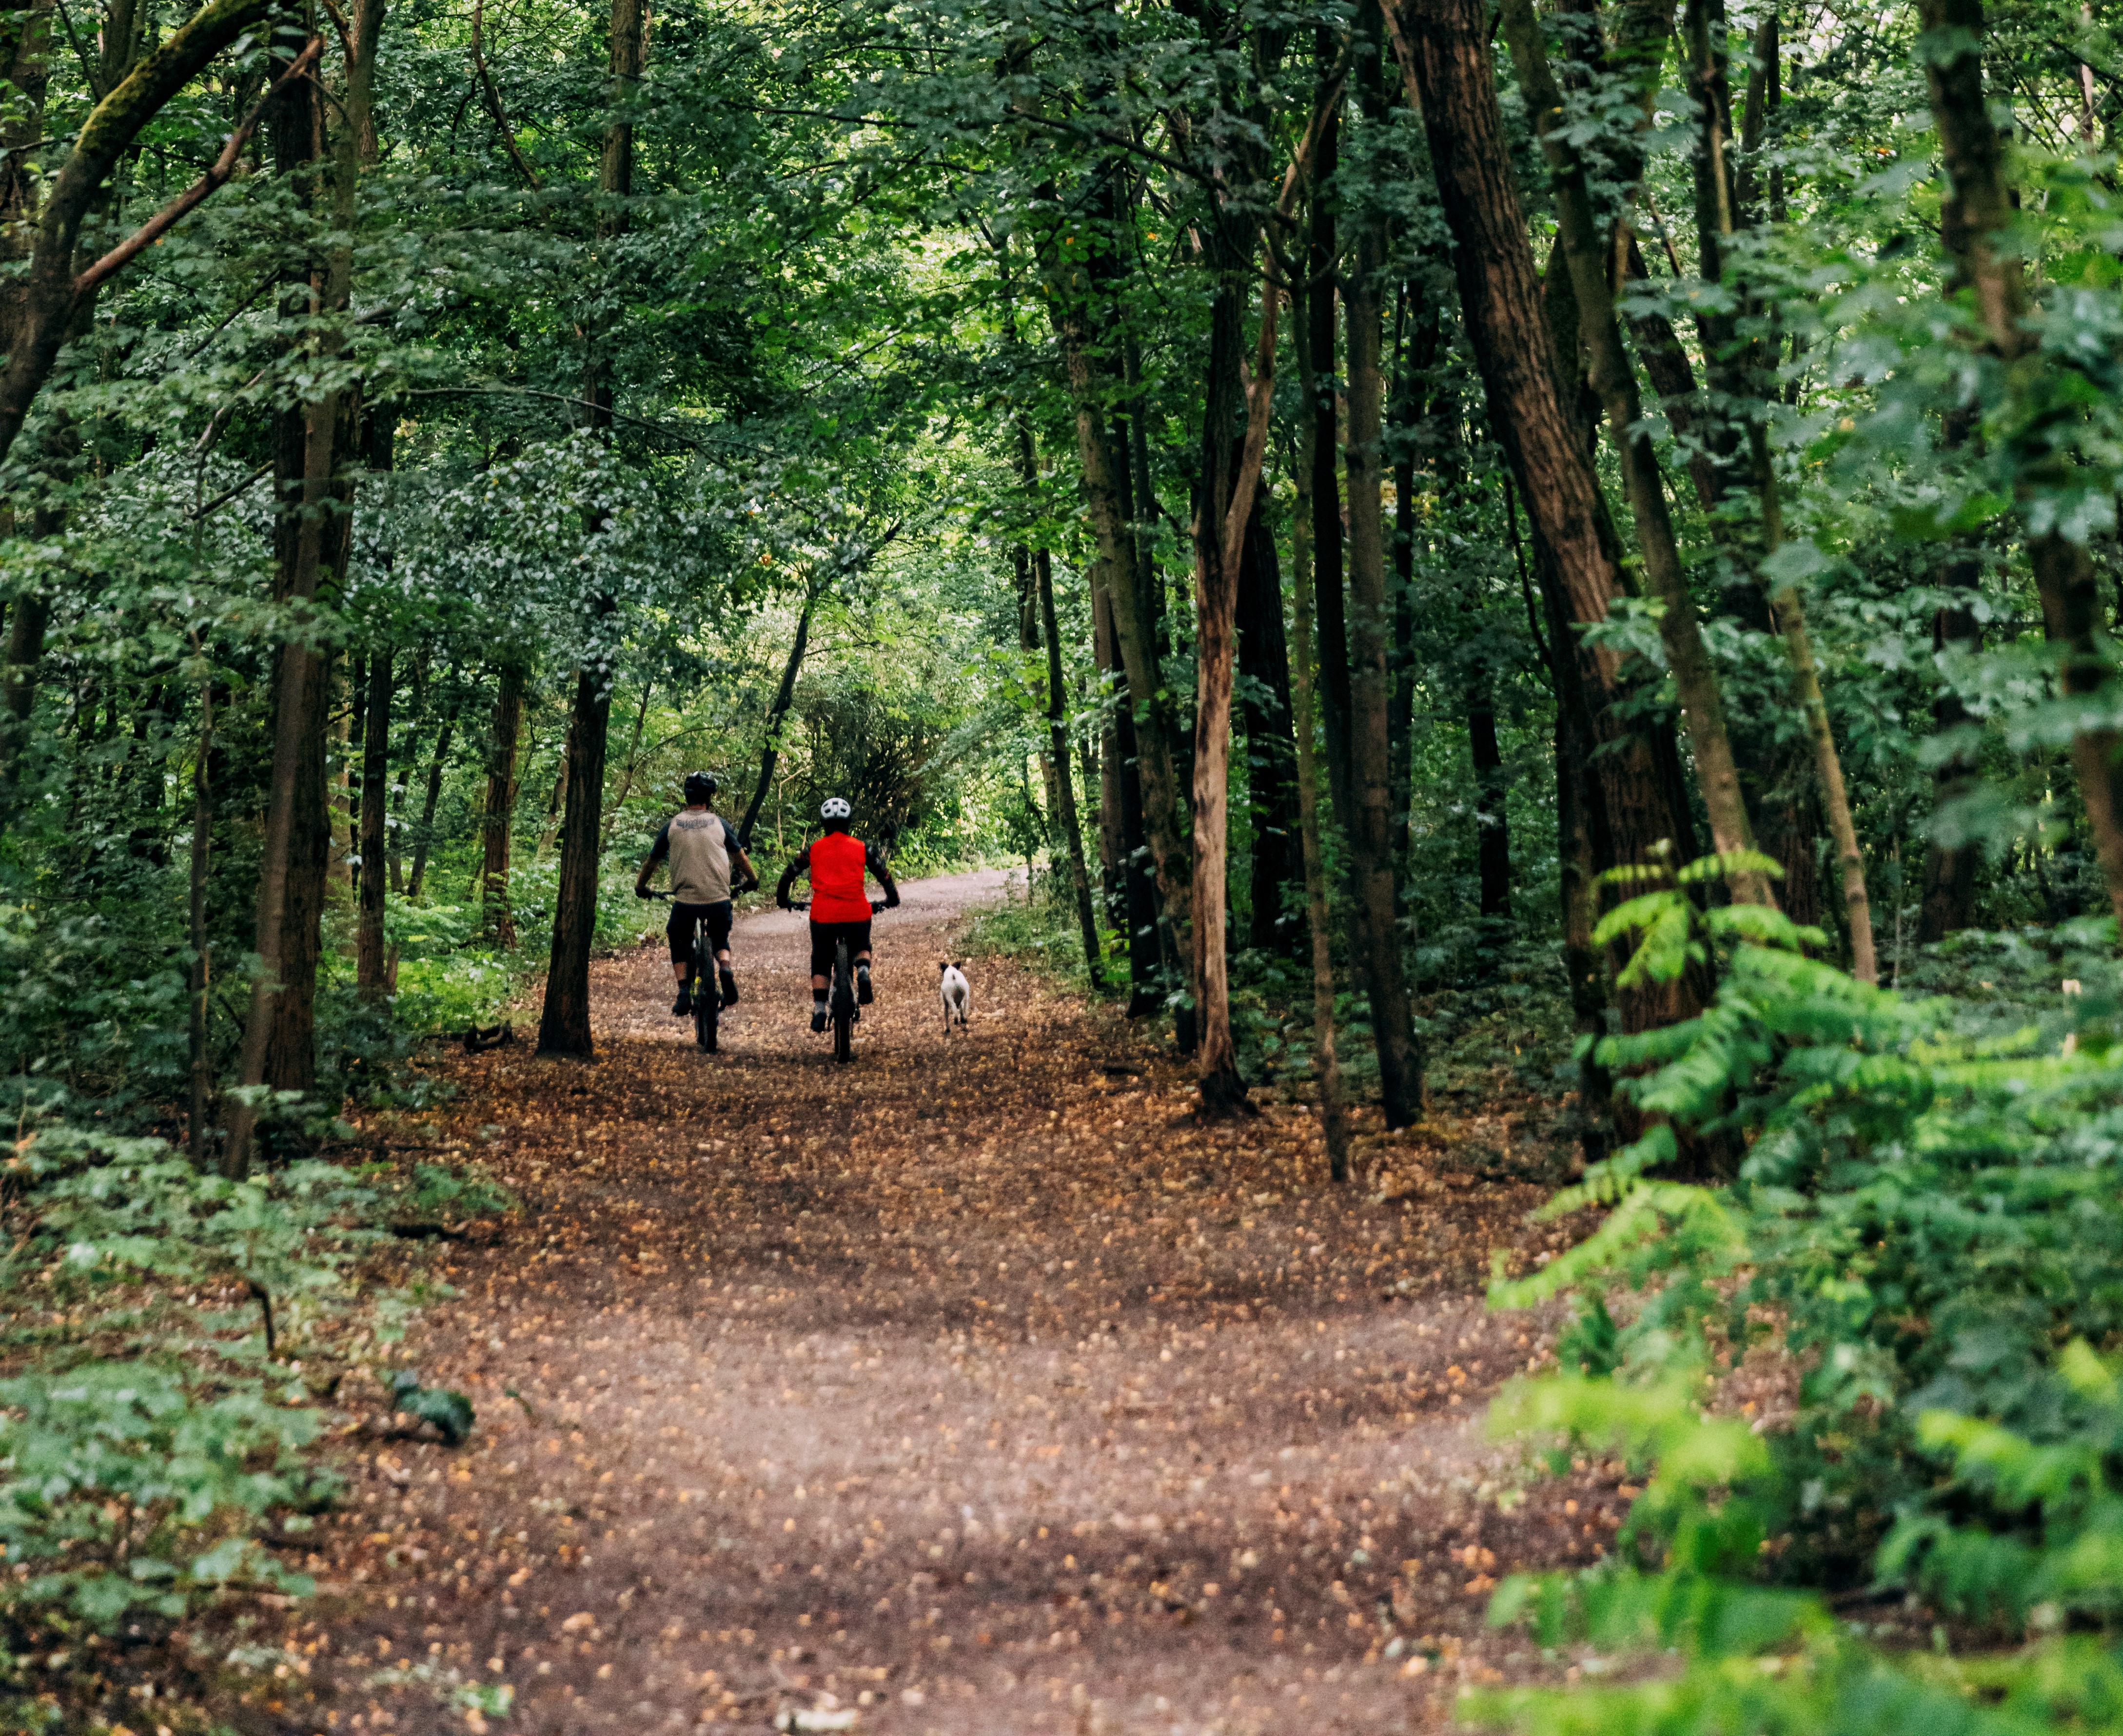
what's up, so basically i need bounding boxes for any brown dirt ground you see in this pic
[274,873,1618,1736]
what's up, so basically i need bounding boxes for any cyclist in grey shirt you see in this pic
[635,772,758,1017]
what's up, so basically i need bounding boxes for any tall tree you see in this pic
[1341,3,1423,1128]
[1388,0,1714,1050]
[1917,0,2123,927]
[537,0,643,1059]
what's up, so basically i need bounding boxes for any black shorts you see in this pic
[668,900,733,965]
[809,919,872,976]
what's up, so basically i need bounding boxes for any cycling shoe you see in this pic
[671,989,691,1017]
[719,969,739,1007]
[810,1006,827,1034]
[856,965,874,1006]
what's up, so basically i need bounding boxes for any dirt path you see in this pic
[309,876,1600,1736]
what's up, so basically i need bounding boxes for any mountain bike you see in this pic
[792,900,885,1064]
[641,893,719,1054]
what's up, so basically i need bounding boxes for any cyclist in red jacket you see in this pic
[775,797,900,1032]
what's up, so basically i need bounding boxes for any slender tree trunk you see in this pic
[1680,0,1877,969]
[336,655,362,898]
[1344,13,1423,1128]
[1291,275,1353,1182]
[1038,549,1102,977]
[536,724,571,855]
[1310,25,1353,827]
[1090,583,1126,922]
[188,672,214,1167]
[224,44,347,1174]
[1919,0,2123,927]
[1919,502,1984,937]
[603,680,654,838]
[738,586,817,850]
[1190,276,1253,1115]
[479,660,526,948]
[1237,486,1299,951]
[538,0,641,1058]
[1753,438,1878,979]
[1500,0,1771,902]
[224,393,337,1176]
[357,649,392,997]
[406,697,457,900]
[1048,274,1194,1043]
[1469,675,1510,926]
[1096,577,1162,1016]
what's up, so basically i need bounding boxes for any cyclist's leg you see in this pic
[852,918,875,1004]
[667,904,701,1013]
[808,921,834,1030]
[708,901,737,1004]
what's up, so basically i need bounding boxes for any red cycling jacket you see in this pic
[805,832,875,923]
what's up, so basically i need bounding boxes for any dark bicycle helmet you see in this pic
[684,771,719,803]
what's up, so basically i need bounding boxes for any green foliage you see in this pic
[0,1126,496,1657]
[1476,856,2123,1731]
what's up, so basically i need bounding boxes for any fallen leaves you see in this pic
[250,883,1623,1730]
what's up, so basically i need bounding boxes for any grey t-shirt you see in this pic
[651,811,740,904]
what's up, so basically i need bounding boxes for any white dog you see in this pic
[938,961,971,1033]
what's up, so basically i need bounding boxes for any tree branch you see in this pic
[471,0,540,189]
[72,35,323,301]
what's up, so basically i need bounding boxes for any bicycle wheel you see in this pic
[693,935,717,1053]
[831,941,853,1063]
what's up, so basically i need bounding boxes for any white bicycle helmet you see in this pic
[820,796,852,821]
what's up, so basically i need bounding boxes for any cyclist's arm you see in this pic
[775,846,811,910]
[865,842,901,910]
[635,823,671,896]
[723,819,759,894]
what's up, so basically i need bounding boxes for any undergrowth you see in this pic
[1470,852,2123,1733]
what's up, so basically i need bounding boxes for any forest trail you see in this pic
[314,877,1596,1736]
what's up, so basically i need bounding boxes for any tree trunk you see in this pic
[1753,436,1878,980]
[602,680,655,838]
[1237,484,1299,952]
[1096,576,1162,1017]
[1388,0,1715,1053]
[1500,0,1771,903]
[1090,583,1126,923]
[187,672,214,1167]
[538,0,642,1058]
[357,650,392,997]
[1343,7,1423,1129]
[536,723,571,856]
[1291,274,1354,1182]
[1309,23,1353,827]
[223,389,338,1176]
[407,696,458,900]
[538,656,612,1057]
[1919,531,1984,939]
[479,660,526,948]
[1047,262,1194,1045]
[1469,674,1510,927]
[1037,549,1102,977]
[738,586,817,850]
[1189,275,1253,1116]
[1918,0,2123,927]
